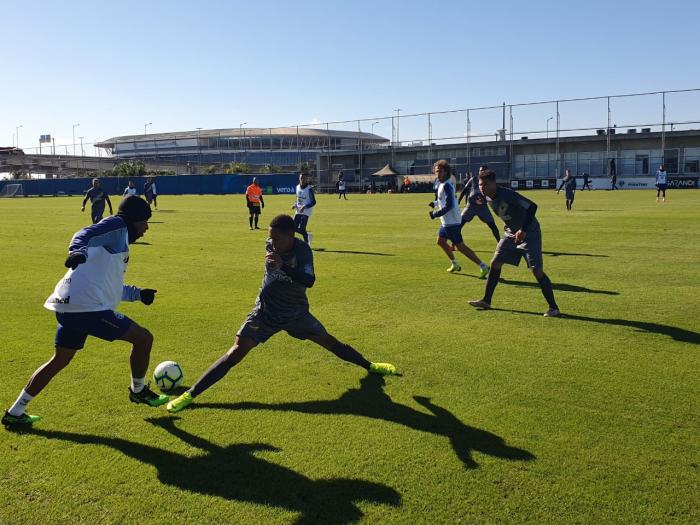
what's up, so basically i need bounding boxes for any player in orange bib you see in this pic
[245,177,265,230]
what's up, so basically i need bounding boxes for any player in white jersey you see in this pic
[293,173,316,246]
[336,172,348,200]
[123,180,138,197]
[428,160,490,277]
[2,197,168,428]
[655,164,668,202]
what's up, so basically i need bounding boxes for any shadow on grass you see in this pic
[542,251,608,258]
[312,248,395,257]
[195,375,535,470]
[499,279,619,296]
[24,417,400,524]
[490,308,700,345]
[132,241,151,245]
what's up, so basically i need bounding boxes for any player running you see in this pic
[557,169,577,211]
[468,170,561,317]
[293,173,315,247]
[144,176,158,210]
[81,178,113,224]
[123,180,138,197]
[245,177,265,230]
[429,160,489,278]
[655,164,668,202]
[458,166,501,242]
[2,197,167,428]
[166,214,397,413]
[580,172,592,191]
[336,172,348,200]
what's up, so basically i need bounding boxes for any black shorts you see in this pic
[247,203,261,214]
[237,308,327,344]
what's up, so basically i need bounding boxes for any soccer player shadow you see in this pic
[542,251,609,258]
[490,308,700,345]
[312,248,395,257]
[498,279,619,296]
[24,417,400,525]
[195,374,535,470]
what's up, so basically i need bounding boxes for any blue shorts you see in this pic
[438,224,463,244]
[294,214,310,231]
[493,229,544,269]
[656,184,667,191]
[54,310,133,350]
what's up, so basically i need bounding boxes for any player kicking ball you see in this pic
[429,160,489,278]
[167,214,397,413]
[2,196,168,428]
[468,170,561,317]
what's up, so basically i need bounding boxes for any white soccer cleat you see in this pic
[307,233,313,247]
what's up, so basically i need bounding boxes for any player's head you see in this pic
[252,177,258,186]
[660,164,666,171]
[128,180,135,188]
[146,176,152,182]
[479,164,489,173]
[478,169,497,198]
[339,172,344,180]
[117,196,151,243]
[433,159,450,182]
[565,168,572,178]
[269,214,296,253]
[299,173,308,186]
[92,178,100,188]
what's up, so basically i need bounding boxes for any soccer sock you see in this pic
[489,223,500,242]
[189,353,238,398]
[254,215,259,227]
[301,230,309,243]
[329,342,371,369]
[249,216,253,228]
[8,389,34,416]
[536,273,559,309]
[131,376,146,394]
[483,265,501,304]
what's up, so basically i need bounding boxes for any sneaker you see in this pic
[307,233,313,247]
[249,226,253,230]
[254,226,260,229]
[447,262,461,273]
[468,299,491,309]
[2,410,41,427]
[129,384,169,407]
[478,265,490,279]
[656,197,659,203]
[166,392,193,413]
[369,363,397,376]
[544,308,561,317]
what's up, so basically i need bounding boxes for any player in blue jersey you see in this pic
[557,169,577,211]
[81,178,113,224]
[293,173,316,246]
[166,214,397,413]
[429,160,490,277]
[458,166,501,242]
[2,197,168,428]
[336,172,348,200]
[655,164,668,202]
[469,170,561,317]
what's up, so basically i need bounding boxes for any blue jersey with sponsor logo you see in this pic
[256,238,315,321]
[487,187,540,236]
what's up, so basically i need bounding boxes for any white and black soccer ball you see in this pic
[153,361,184,392]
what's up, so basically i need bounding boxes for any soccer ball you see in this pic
[153,361,184,392]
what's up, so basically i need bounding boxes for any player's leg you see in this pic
[437,233,460,272]
[486,220,501,242]
[475,206,501,242]
[254,209,260,229]
[308,332,397,375]
[449,225,488,277]
[294,214,309,243]
[248,207,254,229]
[533,267,560,316]
[152,195,158,209]
[117,322,168,406]
[167,335,258,413]
[469,258,502,309]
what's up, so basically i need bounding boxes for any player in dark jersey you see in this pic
[166,214,398,413]
[580,172,592,191]
[468,170,561,317]
[81,178,113,224]
[557,169,577,211]
[144,177,158,210]
[458,166,501,242]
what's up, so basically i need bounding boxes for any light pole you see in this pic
[546,117,553,139]
[79,137,84,156]
[144,122,152,135]
[72,123,80,156]
[371,121,380,135]
[15,125,22,148]
[239,122,247,164]
[196,127,203,171]
[394,109,402,146]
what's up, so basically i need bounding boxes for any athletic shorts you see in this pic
[54,310,133,350]
[247,203,261,214]
[461,204,495,224]
[565,191,575,201]
[438,224,463,245]
[656,184,667,191]
[237,308,327,345]
[294,214,310,231]
[493,229,543,269]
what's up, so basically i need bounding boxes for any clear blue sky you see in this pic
[3,0,700,153]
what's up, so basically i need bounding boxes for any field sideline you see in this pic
[0,190,698,524]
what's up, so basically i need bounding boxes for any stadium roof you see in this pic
[96,127,388,148]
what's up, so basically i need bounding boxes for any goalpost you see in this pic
[0,183,23,198]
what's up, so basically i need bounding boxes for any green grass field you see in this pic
[1,190,698,524]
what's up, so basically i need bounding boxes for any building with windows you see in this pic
[95,127,388,170]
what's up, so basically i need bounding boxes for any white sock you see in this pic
[131,377,146,393]
[8,389,34,416]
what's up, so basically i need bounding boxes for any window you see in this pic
[635,154,649,175]
[663,149,679,174]
[684,160,699,173]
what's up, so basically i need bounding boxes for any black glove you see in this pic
[140,289,157,305]
[428,201,436,208]
[64,252,87,269]
[261,202,265,208]
[428,211,435,220]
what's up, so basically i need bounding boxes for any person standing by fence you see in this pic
[144,177,158,210]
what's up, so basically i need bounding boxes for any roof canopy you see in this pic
[372,164,400,176]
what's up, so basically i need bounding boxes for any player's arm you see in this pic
[122,285,156,305]
[430,184,454,219]
[557,180,565,192]
[304,187,317,209]
[65,218,126,267]
[105,194,113,214]
[259,194,264,208]
[458,179,471,204]
[280,247,316,288]
[81,192,89,210]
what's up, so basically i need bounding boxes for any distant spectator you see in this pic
[144,177,158,209]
